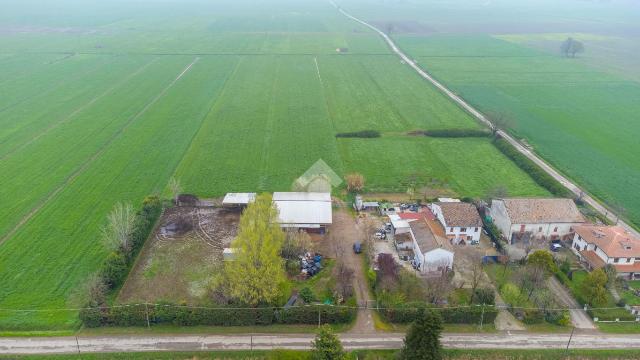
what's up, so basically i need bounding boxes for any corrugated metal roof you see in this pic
[272,192,331,202]
[222,193,256,205]
[274,200,332,225]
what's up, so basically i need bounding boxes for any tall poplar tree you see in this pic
[225,193,286,306]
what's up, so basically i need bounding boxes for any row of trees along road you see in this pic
[311,308,443,360]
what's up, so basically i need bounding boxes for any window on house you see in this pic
[474,227,478,232]
[460,227,467,232]
[627,258,632,263]
[450,227,454,232]
[614,258,620,263]
[553,227,558,232]
[538,227,542,232]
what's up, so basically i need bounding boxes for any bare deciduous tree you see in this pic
[345,173,365,193]
[282,229,313,260]
[168,177,182,205]
[102,202,136,252]
[424,259,453,304]
[335,261,354,301]
[360,217,376,262]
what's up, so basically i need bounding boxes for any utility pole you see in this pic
[566,326,575,353]
[145,303,151,329]
[318,308,321,327]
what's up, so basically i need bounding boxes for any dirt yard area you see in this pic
[118,206,240,304]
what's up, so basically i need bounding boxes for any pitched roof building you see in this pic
[490,198,586,244]
[431,202,482,244]
[571,225,640,279]
[272,192,332,232]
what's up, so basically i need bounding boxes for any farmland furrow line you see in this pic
[312,57,345,173]
[0,55,112,114]
[0,57,200,245]
[0,57,160,162]
[314,57,323,85]
[257,57,281,191]
[331,0,640,237]
[168,57,242,187]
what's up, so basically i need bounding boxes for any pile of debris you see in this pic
[300,252,323,278]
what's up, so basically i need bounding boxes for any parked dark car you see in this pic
[353,242,362,254]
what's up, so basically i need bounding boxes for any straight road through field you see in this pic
[2,332,640,354]
[331,1,640,238]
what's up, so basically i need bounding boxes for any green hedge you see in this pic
[335,130,380,138]
[378,302,498,324]
[80,303,356,328]
[484,220,507,253]
[422,129,491,138]
[493,137,572,197]
[100,196,163,291]
[588,308,637,322]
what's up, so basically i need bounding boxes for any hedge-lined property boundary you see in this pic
[493,137,572,197]
[377,302,498,324]
[80,303,356,328]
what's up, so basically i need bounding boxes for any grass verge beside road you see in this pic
[3,349,640,359]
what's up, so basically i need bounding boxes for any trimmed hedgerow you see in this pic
[378,302,498,324]
[335,130,380,138]
[80,303,356,328]
[493,137,572,197]
[421,129,491,138]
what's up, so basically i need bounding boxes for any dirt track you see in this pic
[329,208,377,334]
[547,277,596,330]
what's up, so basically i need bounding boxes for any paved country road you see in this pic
[330,1,640,239]
[2,333,640,355]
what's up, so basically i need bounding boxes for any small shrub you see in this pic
[300,287,315,303]
[473,288,496,305]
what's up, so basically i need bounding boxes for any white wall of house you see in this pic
[447,226,481,243]
[490,201,512,240]
[571,233,639,267]
[422,248,454,273]
[507,222,577,241]
[431,204,480,243]
[411,235,453,273]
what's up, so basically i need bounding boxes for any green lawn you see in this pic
[339,136,548,196]
[395,34,640,227]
